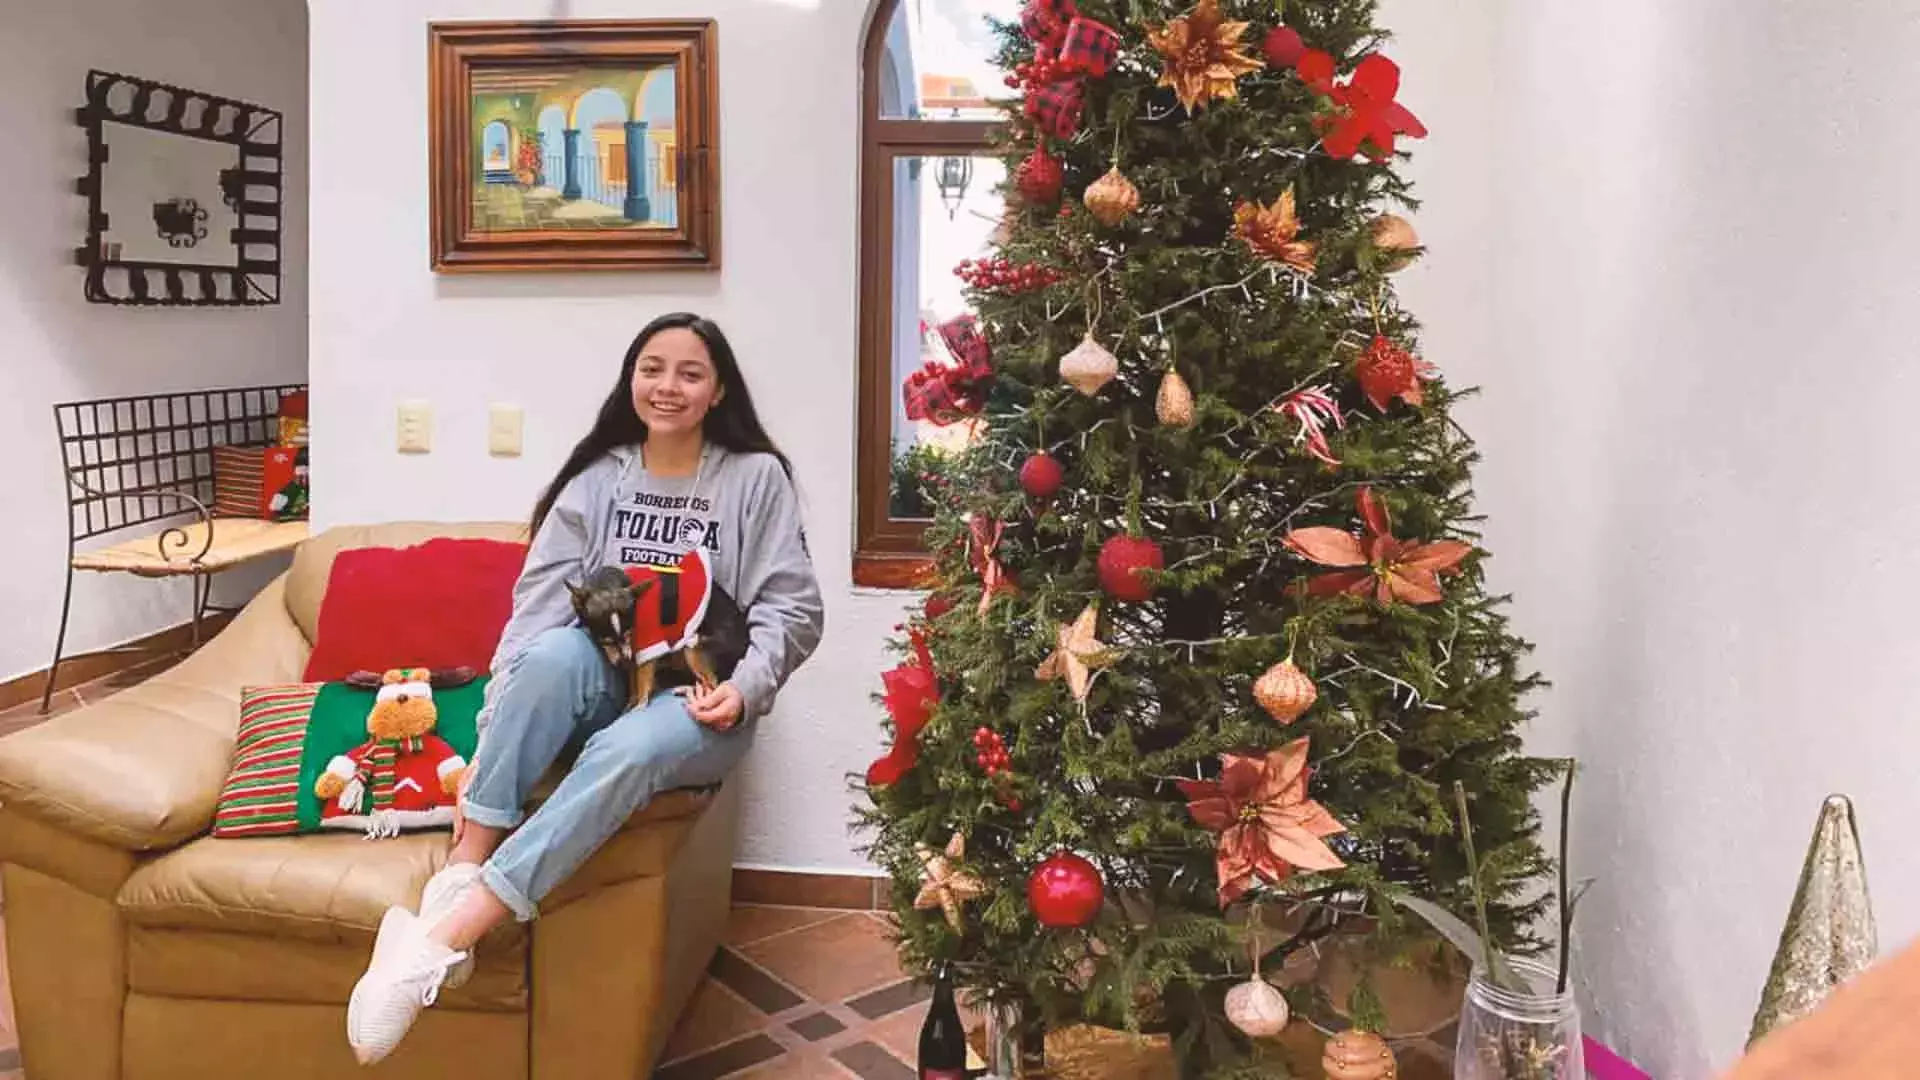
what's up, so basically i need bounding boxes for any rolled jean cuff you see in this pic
[479,861,540,923]
[460,798,524,831]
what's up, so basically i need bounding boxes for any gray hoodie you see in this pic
[479,443,825,729]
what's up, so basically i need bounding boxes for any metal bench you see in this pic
[46,384,309,712]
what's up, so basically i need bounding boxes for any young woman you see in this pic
[346,313,826,1064]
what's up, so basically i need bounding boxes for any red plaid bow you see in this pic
[1057,17,1120,77]
[1017,0,1112,141]
[937,314,991,377]
[904,364,981,426]
[1023,79,1085,140]
[904,315,994,426]
[1020,0,1077,50]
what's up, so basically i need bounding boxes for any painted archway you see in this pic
[481,120,512,173]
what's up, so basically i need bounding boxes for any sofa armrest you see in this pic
[0,576,308,852]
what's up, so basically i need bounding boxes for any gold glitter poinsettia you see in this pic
[1234,188,1317,273]
[1146,0,1264,113]
[1177,739,1347,908]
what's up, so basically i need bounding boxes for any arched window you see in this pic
[855,0,1013,587]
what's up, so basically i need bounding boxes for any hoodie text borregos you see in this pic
[611,490,721,568]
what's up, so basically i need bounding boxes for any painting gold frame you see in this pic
[427,19,720,272]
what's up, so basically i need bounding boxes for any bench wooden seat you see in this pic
[71,518,310,577]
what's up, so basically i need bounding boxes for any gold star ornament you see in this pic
[914,832,986,932]
[1146,0,1265,114]
[1035,604,1111,703]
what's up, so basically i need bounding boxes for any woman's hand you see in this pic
[450,767,473,846]
[687,682,746,730]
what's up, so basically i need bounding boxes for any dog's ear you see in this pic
[344,670,383,690]
[431,666,478,689]
[565,579,589,604]
[627,577,655,598]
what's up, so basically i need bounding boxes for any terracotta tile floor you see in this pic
[656,907,941,1079]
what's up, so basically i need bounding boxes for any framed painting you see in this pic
[427,20,720,272]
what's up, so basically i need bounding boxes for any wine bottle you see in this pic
[918,962,968,1080]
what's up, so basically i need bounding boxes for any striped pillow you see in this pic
[211,445,268,517]
[214,679,485,838]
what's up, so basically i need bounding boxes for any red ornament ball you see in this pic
[1017,148,1064,205]
[1019,452,1065,499]
[1098,534,1165,602]
[1028,852,1105,929]
[1262,25,1306,68]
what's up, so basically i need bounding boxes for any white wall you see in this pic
[308,0,900,875]
[1392,1,1920,1075]
[0,0,310,684]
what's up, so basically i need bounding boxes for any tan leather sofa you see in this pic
[0,523,739,1080]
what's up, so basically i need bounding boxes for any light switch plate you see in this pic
[488,403,524,457]
[397,400,432,454]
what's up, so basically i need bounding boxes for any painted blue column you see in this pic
[622,121,650,222]
[561,129,582,200]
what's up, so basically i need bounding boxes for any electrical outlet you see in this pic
[397,400,432,454]
[488,403,524,457]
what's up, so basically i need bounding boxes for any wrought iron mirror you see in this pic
[73,70,284,307]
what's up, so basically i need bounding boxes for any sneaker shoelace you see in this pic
[397,948,468,1008]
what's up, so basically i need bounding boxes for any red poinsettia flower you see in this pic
[1294,51,1427,161]
[1355,335,1437,412]
[865,631,939,787]
[1176,738,1347,908]
[1282,487,1473,605]
[1295,48,1337,94]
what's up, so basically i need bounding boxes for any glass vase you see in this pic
[1454,955,1584,1080]
[982,1001,1021,1079]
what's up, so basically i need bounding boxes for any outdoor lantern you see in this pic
[936,155,973,218]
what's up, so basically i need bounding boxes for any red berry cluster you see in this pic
[1005,55,1067,90]
[972,728,1012,775]
[956,257,1066,293]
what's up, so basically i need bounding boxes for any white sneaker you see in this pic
[347,906,468,1066]
[417,862,484,988]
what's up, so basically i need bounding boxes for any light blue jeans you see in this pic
[461,626,754,921]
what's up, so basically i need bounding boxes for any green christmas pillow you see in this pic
[214,669,487,839]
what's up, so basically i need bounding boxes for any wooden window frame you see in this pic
[854,0,999,589]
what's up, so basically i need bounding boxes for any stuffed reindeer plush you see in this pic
[312,666,476,838]
[566,550,750,709]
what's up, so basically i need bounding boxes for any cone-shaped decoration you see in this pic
[1748,794,1878,1046]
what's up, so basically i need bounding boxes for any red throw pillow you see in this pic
[302,538,529,682]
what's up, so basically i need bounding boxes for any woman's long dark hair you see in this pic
[529,313,791,538]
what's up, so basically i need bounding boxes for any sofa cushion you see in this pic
[118,830,466,944]
[213,679,485,839]
[302,537,528,682]
[285,522,527,646]
[120,787,717,940]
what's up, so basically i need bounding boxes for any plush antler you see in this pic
[430,666,479,689]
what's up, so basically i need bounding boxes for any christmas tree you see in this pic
[856,1,1560,1075]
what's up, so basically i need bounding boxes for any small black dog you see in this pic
[567,565,751,708]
